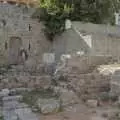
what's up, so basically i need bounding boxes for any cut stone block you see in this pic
[87,100,98,108]
[43,53,55,64]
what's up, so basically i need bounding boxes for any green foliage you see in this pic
[70,0,120,24]
[37,0,73,41]
[33,0,120,40]
[22,88,59,107]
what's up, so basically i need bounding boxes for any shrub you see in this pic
[33,0,73,41]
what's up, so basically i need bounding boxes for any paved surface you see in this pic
[2,96,39,120]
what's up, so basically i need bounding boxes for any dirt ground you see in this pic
[39,102,119,120]
[40,103,92,120]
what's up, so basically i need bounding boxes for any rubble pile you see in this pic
[54,55,113,101]
[0,65,52,90]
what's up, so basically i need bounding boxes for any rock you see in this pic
[91,116,107,120]
[87,99,98,108]
[0,89,10,97]
[24,59,37,71]
[13,88,32,93]
[2,95,23,102]
[118,96,120,103]
[53,87,61,94]
[35,76,51,89]
[36,98,60,114]
[118,113,120,118]
[15,108,38,120]
[59,89,79,106]
[0,107,3,117]
[2,78,9,83]
[31,106,39,112]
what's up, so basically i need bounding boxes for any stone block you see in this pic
[2,95,23,102]
[87,99,98,108]
[36,98,60,114]
[0,89,10,97]
[91,116,107,120]
[59,89,79,106]
[43,53,55,64]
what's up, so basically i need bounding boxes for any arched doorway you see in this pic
[8,36,23,65]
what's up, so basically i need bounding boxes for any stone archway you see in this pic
[8,36,23,65]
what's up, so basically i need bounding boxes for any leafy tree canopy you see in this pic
[32,0,120,40]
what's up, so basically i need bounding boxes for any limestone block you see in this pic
[43,53,55,64]
[91,116,107,120]
[36,98,60,114]
[87,99,98,108]
[65,19,72,30]
[0,89,10,97]
[59,89,79,106]
[2,95,23,102]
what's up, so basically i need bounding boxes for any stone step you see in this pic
[3,95,39,120]
[3,110,18,120]
[3,95,23,102]
[15,108,39,120]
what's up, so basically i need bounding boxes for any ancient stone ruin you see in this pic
[0,1,120,120]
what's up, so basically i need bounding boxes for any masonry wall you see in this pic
[92,34,120,57]
[0,3,52,65]
[72,22,120,58]
[53,29,91,61]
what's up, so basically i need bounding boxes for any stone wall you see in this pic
[0,65,52,89]
[55,55,113,100]
[72,22,120,58]
[53,29,91,61]
[0,3,52,65]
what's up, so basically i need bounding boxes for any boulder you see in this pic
[2,95,23,102]
[87,99,98,108]
[59,89,79,106]
[36,98,60,114]
[91,116,107,120]
[0,89,10,97]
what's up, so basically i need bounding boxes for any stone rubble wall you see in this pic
[55,55,113,100]
[111,70,120,95]
[0,65,52,90]
[72,22,120,58]
[66,55,113,74]
[65,72,110,100]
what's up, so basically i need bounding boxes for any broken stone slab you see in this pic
[59,89,79,107]
[15,108,39,120]
[3,101,29,110]
[15,108,32,114]
[17,103,29,109]
[41,102,60,114]
[36,98,60,114]
[118,96,120,103]
[3,101,19,110]
[0,107,3,118]
[0,89,10,97]
[43,53,55,64]
[3,109,18,120]
[91,116,107,120]
[87,99,98,108]
[2,95,23,102]
[110,83,120,95]
[9,88,32,94]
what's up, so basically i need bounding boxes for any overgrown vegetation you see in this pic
[32,0,120,40]
[36,0,73,41]
[70,0,120,24]
[22,88,59,107]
